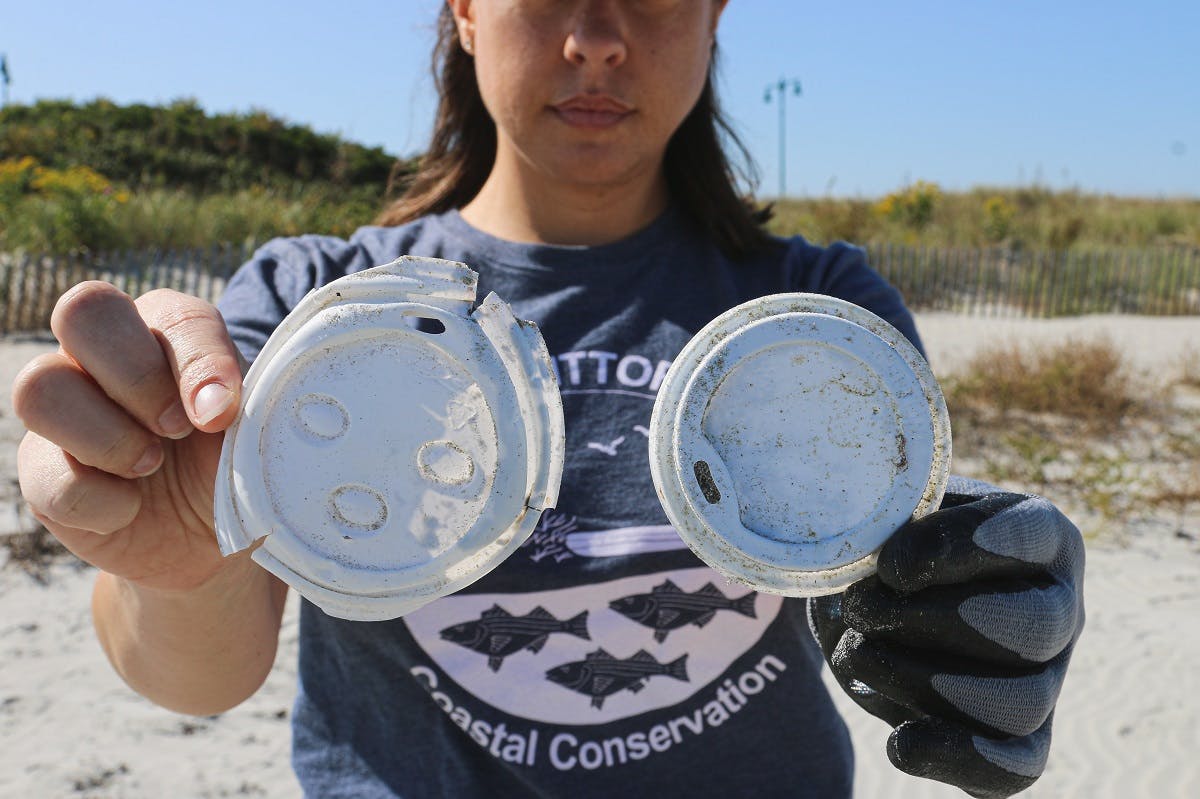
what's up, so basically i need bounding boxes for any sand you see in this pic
[2,313,1198,798]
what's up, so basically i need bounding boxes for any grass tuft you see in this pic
[942,336,1199,540]
[945,337,1138,428]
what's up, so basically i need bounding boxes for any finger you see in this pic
[878,493,1073,592]
[12,353,165,479]
[17,431,143,535]
[807,593,849,656]
[887,715,1052,799]
[842,575,1080,665]
[135,288,247,433]
[940,475,1007,508]
[51,281,193,439]
[809,596,920,729]
[830,629,1066,738]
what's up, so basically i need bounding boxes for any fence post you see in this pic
[1,254,16,334]
[997,249,1011,317]
[974,247,987,316]
[1047,249,1063,317]
[1034,249,1050,317]
[920,245,932,311]
[937,247,952,313]
[1019,249,1032,318]
[1163,246,1186,315]
[1186,248,1200,315]
[1129,250,1149,314]
[1081,249,1099,315]
[206,242,222,304]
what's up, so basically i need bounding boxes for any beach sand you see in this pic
[2,313,1198,798]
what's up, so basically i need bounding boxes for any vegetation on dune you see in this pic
[0,99,416,251]
[0,98,402,192]
[1,99,1198,254]
[769,184,1200,250]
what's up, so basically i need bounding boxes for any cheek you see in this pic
[473,11,561,128]
[640,19,714,125]
[475,51,548,134]
[647,55,711,135]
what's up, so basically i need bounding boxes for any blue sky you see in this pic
[2,0,1197,198]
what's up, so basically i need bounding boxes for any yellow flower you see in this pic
[31,164,113,196]
[877,181,941,229]
[0,156,39,190]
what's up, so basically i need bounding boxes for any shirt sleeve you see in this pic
[216,234,368,363]
[783,237,925,358]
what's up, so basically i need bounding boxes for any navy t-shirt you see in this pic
[218,207,921,798]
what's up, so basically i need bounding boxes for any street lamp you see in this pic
[764,77,802,199]
[0,54,11,109]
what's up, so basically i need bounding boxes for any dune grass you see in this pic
[943,337,1200,539]
[944,337,1138,428]
[769,187,1200,250]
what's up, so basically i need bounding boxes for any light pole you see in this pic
[764,77,802,199]
[0,54,10,109]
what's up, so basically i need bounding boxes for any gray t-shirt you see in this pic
[218,207,921,798]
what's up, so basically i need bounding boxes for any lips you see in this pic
[551,95,634,129]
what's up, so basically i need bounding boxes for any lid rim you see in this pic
[215,258,565,621]
[649,293,951,597]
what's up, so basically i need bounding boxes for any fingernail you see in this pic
[157,400,192,439]
[194,383,235,426]
[133,443,164,476]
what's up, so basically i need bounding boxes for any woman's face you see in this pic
[451,0,728,194]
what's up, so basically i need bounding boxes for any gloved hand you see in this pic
[809,477,1085,798]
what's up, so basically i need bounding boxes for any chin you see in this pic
[548,150,659,193]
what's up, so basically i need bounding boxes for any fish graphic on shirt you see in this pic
[440,605,590,672]
[609,580,757,643]
[545,648,689,709]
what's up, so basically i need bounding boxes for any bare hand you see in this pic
[13,282,248,592]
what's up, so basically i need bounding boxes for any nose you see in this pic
[563,1,628,68]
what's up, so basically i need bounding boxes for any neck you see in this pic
[460,153,669,247]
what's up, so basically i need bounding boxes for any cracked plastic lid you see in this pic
[214,256,565,621]
[648,293,951,596]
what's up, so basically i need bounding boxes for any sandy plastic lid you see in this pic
[215,257,565,621]
[648,293,951,596]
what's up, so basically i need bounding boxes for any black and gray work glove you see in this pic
[809,477,1085,798]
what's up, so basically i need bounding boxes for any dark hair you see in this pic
[376,6,775,260]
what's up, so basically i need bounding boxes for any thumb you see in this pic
[135,289,247,434]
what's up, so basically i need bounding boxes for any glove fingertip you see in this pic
[876,527,935,594]
[887,719,1044,799]
[886,720,943,779]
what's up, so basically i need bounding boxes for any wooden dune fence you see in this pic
[0,244,256,333]
[867,243,1200,317]
[2,243,1199,333]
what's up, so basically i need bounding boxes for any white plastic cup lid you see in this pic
[648,293,951,596]
[214,257,565,621]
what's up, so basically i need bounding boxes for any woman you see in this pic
[13,2,1083,797]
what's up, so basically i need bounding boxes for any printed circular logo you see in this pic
[403,566,783,725]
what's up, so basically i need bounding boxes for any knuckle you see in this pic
[51,281,132,333]
[97,429,146,472]
[45,476,92,525]
[122,360,167,395]
[11,354,74,424]
[1021,495,1078,543]
[136,286,181,304]
[1020,591,1076,662]
[140,291,218,335]
[16,433,49,505]
[137,286,185,305]
[175,348,236,391]
[137,294,235,384]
